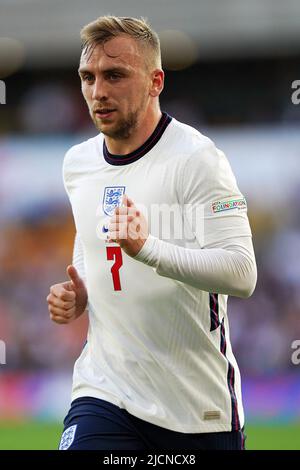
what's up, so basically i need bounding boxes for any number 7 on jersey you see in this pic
[106,246,123,291]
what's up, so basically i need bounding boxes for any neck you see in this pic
[104,106,162,155]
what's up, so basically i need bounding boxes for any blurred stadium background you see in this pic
[1,0,300,450]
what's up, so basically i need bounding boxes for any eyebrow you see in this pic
[78,66,131,75]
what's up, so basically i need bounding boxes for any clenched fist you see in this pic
[47,265,88,324]
[106,195,148,257]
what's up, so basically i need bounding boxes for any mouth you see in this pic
[94,108,116,119]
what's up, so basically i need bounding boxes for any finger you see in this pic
[61,282,75,292]
[121,194,134,208]
[50,284,76,301]
[108,220,133,233]
[109,224,128,240]
[48,305,74,318]
[47,295,74,310]
[114,205,128,216]
[50,314,70,324]
[67,265,85,290]
[122,194,132,207]
[108,222,118,233]
[121,194,128,206]
[126,196,135,208]
[110,211,137,223]
[110,215,122,225]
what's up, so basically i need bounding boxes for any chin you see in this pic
[93,119,113,133]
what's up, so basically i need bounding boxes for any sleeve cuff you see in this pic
[133,234,161,268]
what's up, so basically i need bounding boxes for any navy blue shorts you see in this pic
[59,397,246,450]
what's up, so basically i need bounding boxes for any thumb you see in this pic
[122,194,135,208]
[66,265,84,290]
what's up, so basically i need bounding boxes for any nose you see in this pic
[92,77,108,101]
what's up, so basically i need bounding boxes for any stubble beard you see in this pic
[92,95,148,141]
[94,110,138,140]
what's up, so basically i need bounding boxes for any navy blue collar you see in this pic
[103,112,172,166]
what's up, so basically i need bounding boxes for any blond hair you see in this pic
[80,15,161,69]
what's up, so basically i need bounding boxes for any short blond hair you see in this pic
[80,15,162,69]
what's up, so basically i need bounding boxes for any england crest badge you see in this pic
[103,186,126,216]
[59,424,77,450]
[101,186,126,235]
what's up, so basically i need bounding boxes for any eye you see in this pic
[107,72,122,81]
[82,73,94,83]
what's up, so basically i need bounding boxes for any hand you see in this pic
[106,195,148,257]
[46,265,88,324]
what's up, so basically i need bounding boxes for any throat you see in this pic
[103,112,172,166]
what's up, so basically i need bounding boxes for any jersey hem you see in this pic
[71,389,243,434]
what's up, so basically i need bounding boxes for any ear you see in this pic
[149,69,164,97]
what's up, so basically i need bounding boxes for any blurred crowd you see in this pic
[230,206,300,375]
[0,212,88,371]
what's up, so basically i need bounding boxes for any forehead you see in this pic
[80,35,144,70]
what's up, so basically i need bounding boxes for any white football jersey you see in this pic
[63,113,252,433]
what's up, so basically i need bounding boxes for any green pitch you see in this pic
[0,421,63,450]
[0,421,299,450]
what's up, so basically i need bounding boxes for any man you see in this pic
[47,16,257,450]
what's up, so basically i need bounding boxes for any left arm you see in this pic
[134,233,256,298]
